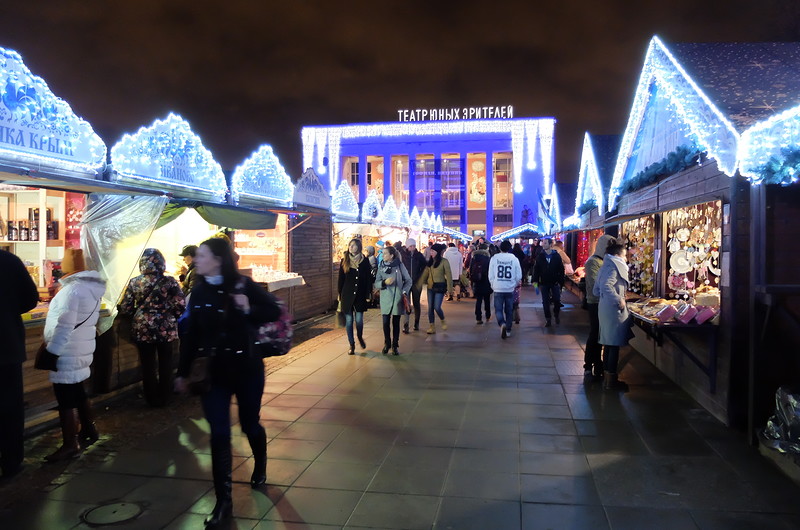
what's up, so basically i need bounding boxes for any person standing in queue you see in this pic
[43,249,105,462]
[118,248,186,406]
[178,244,198,296]
[400,238,426,333]
[420,243,453,334]
[338,238,371,355]
[374,245,411,355]
[594,242,633,391]
[532,238,565,327]
[175,238,281,527]
[0,249,39,478]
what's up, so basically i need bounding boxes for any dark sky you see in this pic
[1,0,798,184]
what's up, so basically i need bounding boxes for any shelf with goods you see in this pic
[234,215,304,290]
[0,187,66,287]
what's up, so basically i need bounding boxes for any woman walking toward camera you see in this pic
[374,245,411,355]
[175,238,281,527]
[338,238,372,355]
[420,243,453,334]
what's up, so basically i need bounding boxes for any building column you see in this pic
[485,152,494,237]
[358,154,368,205]
[460,155,468,234]
[408,156,417,211]
[434,157,442,216]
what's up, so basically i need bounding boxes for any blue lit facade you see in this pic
[301,118,556,237]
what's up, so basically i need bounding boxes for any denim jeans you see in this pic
[540,283,562,320]
[427,290,445,323]
[201,356,265,447]
[344,310,364,346]
[493,291,515,331]
[475,291,491,320]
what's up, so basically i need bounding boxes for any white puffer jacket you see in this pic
[44,270,106,384]
[443,247,463,279]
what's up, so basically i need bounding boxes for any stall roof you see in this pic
[0,166,162,196]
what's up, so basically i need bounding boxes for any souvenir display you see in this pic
[620,215,656,296]
[575,228,604,267]
[235,218,288,277]
[664,200,722,301]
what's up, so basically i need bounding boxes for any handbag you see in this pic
[401,292,412,314]
[432,282,447,294]
[34,343,59,371]
[187,355,212,395]
[336,299,346,328]
[34,298,100,371]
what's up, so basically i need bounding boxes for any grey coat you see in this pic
[594,255,633,346]
[374,259,412,316]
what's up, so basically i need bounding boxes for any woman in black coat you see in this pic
[175,237,281,527]
[338,238,372,355]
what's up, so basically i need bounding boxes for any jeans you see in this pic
[344,310,364,346]
[201,356,265,448]
[402,283,423,329]
[382,314,401,347]
[540,283,562,320]
[427,290,445,323]
[475,290,492,320]
[603,345,620,373]
[584,304,602,371]
[136,341,176,406]
[494,291,515,331]
[0,364,24,475]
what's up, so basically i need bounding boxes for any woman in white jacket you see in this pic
[593,243,632,391]
[43,249,105,461]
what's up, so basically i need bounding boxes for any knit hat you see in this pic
[61,248,86,277]
[405,238,416,247]
[592,234,617,257]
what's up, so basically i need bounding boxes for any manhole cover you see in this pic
[82,502,143,525]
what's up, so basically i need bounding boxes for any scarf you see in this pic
[349,252,364,270]
[205,274,224,285]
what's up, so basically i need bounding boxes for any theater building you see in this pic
[302,109,556,236]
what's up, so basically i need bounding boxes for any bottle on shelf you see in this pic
[8,220,18,241]
[19,220,29,241]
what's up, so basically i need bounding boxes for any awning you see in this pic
[157,199,278,230]
[0,166,164,196]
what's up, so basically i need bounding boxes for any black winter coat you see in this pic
[178,275,281,377]
[401,248,426,285]
[0,250,39,364]
[532,250,565,287]
[338,258,372,313]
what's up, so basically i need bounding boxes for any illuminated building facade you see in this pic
[302,114,556,236]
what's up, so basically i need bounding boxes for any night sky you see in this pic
[1,0,798,184]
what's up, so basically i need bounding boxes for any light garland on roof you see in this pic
[442,227,472,242]
[549,182,562,232]
[0,47,107,174]
[230,145,294,206]
[738,103,800,182]
[538,120,555,191]
[409,206,422,229]
[525,120,539,170]
[110,113,227,202]
[379,195,400,225]
[331,180,359,221]
[398,201,410,226]
[608,36,740,210]
[489,223,540,242]
[421,209,432,230]
[361,189,382,223]
[574,133,605,216]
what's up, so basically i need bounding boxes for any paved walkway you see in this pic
[2,287,799,529]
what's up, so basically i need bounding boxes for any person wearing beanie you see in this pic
[582,234,616,381]
[0,249,39,478]
[400,238,426,333]
[43,248,106,461]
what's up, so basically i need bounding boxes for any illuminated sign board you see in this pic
[397,105,514,122]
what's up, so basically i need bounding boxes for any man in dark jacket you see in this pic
[469,244,492,324]
[401,238,426,333]
[0,249,39,478]
[532,238,565,327]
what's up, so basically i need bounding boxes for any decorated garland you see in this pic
[621,145,707,194]
[753,147,800,186]
[577,198,596,215]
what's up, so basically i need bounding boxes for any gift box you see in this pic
[694,306,717,325]
[656,304,678,322]
[676,305,698,324]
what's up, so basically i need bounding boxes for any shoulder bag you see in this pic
[35,298,101,371]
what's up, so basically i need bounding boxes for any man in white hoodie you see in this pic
[443,243,464,300]
[488,240,522,339]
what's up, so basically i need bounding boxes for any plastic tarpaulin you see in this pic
[81,194,169,333]
[163,200,277,230]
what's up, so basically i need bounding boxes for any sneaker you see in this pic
[413,325,419,331]
[441,319,448,331]
[545,320,552,327]
[402,324,409,335]
[501,324,507,339]
[476,319,483,325]
[486,313,491,320]
[555,314,560,324]
[506,330,512,338]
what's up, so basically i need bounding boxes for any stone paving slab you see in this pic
[2,287,800,529]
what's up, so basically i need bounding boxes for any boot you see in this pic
[77,397,99,446]
[205,442,233,527]
[357,335,366,349]
[247,429,267,488]
[427,323,435,334]
[441,319,448,331]
[44,409,81,462]
[603,372,629,391]
[348,343,355,355]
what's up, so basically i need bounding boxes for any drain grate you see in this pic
[82,502,143,525]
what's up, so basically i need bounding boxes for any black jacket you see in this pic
[178,275,280,377]
[532,250,565,286]
[0,250,39,364]
[338,258,372,313]
[401,248,426,285]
